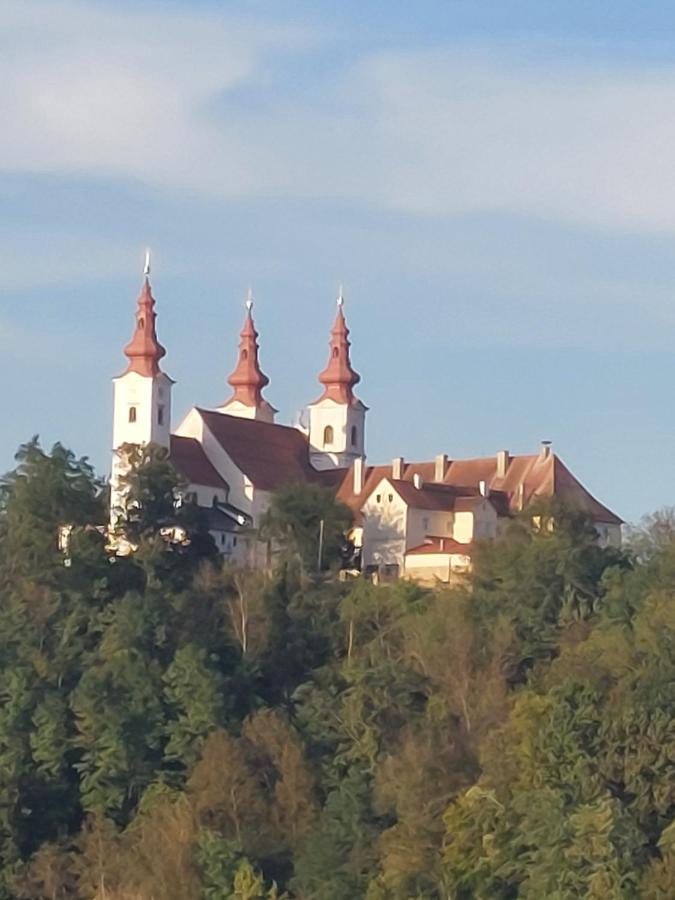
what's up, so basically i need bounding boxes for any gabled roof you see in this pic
[197,409,345,492]
[337,452,622,525]
[170,435,228,490]
[389,480,466,512]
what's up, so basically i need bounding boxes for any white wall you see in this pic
[308,397,366,470]
[110,370,173,523]
[406,508,454,550]
[112,371,172,451]
[361,478,408,568]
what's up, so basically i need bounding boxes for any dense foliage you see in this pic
[0,439,673,898]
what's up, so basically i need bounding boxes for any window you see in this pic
[422,517,429,530]
[332,347,339,358]
[242,349,248,360]
[128,406,137,423]
[376,493,382,503]
[351,425,357,446]
[157,405,165,426]
[323,425,334,446]
[388,494,394,503]
[139,317,145,330]
[233,537,237,547]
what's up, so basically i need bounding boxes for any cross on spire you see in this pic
[223,291,273,411]
[315,292,360,404]
[122,257,166,377]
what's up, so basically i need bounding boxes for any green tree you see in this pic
[260,482,352,574]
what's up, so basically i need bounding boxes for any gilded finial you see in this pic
[337,283,344,307]
[246,286,254,312]
[143,248,151,278]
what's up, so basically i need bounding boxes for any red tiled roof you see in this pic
[170,435,228,490]
[406,536,474,556]
[390,480,459,511]
[197,409,345,492]
[337,452,622,525]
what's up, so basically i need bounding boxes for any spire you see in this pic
[224,293,272,409]
[316,288,360,404]
[123,256,166,377]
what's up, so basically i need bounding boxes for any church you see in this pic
[110,261,622,582]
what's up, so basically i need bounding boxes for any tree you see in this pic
[260,482,352,574]
[113,442,217,579]
[0,437,104,581]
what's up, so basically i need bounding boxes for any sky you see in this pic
[4,1,675,523]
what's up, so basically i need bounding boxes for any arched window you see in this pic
[351,425,357,446]
[323,425,334,446]
[242,349,248,360]
[139,318,145,330]
[332,347,339,358]
[128,406,137,423]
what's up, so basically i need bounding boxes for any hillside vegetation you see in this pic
[0,439,674,899]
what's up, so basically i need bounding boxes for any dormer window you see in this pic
[128,406,137,423]
[323,425,334,447]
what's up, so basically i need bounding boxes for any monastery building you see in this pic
[110,262,622,582]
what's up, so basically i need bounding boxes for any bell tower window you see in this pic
[323,425,334,447]
[157,405,165,426]
[351,425,357,447]
[128,406,137,423]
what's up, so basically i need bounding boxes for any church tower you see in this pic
[110,254,173,522]
[307,290,367,470]
[217,293,276,422]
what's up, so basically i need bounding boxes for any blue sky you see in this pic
[4,1,675,523]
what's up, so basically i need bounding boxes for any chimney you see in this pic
[413,473,423,490]
[540,440,552,460]
[353,457,364,495]
[392,457,404,480]
[479,479,489,497]
[435,453,448,482]
[496,449,509,478]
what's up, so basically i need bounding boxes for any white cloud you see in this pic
[3,2,675,233]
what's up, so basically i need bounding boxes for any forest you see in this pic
[0,437,674,899]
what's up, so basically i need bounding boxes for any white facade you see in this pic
[110,369,173,522]
[308,397,366,470]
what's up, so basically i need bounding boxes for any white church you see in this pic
[110,262,622,583]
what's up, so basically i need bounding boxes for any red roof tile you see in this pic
[170,436,228,490]
[337,452,622,524]
[197,409,345,492]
